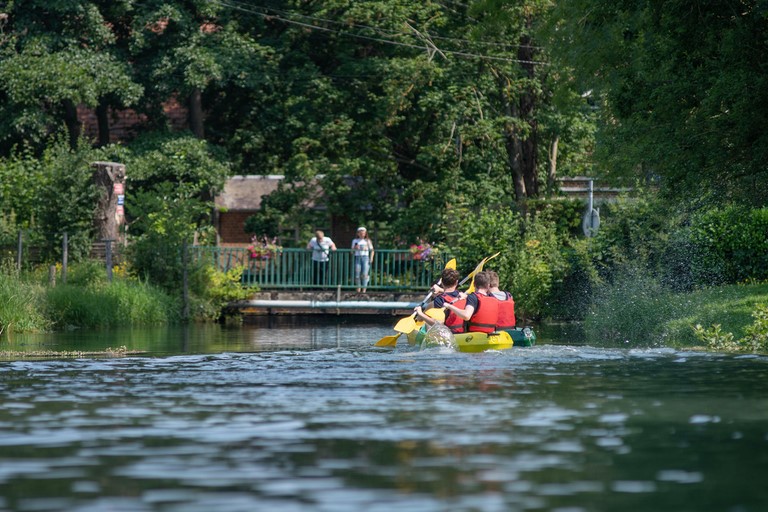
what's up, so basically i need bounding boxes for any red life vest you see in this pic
[443,295,466,333]
[494,291,516,329]
[467,293,499,333]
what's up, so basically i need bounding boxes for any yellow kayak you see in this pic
[452,331,514,352]
[407,328,514,352]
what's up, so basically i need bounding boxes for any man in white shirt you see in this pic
[307,230,337,288]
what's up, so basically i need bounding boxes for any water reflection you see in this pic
[0,323,767,511]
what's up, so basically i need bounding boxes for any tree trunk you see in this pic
[92,162,127,244]
[500,78,527,202]
[547,134,559,195]
[96,101,110,147]
[189,87,205,139]
[62,99,82,149]
[518,31,539,198]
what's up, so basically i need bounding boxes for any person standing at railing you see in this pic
[352,226,374,293]
[307,229,336,288]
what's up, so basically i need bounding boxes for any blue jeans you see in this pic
[354,256,370,290]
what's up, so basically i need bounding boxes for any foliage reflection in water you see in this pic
[0,321,767,512]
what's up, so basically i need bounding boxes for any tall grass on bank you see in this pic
[0,269,51,334]
[584,268,768,347]
[46,280,180,329]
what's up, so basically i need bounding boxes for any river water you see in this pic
[1,320,767,512]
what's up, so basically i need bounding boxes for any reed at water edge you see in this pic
[0,263,180,335]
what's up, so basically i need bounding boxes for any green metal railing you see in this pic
[191,247,449,291]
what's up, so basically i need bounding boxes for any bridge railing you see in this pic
[190,246,450,291]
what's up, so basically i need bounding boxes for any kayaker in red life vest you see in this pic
[414,268,467,333]
[488,270,516,329]
[442,271,499,333]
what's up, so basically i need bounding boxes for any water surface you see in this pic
[1,322,766,511]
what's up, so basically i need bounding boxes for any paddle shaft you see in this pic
[422,255,492,308]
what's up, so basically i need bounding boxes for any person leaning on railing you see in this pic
[307,229,336,289]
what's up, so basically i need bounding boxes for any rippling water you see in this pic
[1,322,767,511]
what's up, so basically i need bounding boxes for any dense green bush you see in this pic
[0,140,102,262]
[438,203,572,321]
[527,198,585,237]
[439,203,522,287]
[588,192,680,282]
[124,134,229,293]
[189,264,252,321]
[546,238,602,320]
[687,206,768,286]
[509,210,570,321]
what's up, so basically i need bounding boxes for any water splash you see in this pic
[420,323,455,350]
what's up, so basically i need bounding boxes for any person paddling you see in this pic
[441,271,499,333]
[414,268,467,334]
[487,270,515,330]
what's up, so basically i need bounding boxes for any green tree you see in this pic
[547,0,768,205]
[122,133,229,289]
[0,1,142,152]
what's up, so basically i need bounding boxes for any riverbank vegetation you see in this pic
[1,2,767,351]
[0,260,250,335]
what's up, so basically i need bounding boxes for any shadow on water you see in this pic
[1,317,591,357]
[2,316,405,356]
[0,317,592,357]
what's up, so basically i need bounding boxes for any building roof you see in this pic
[215,175,284,211]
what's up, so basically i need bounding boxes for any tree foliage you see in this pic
[0,0,599,247]
[546,0,768,205]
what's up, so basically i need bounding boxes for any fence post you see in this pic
[62,232,68,284]
[16,230,22,271]
[49,265,56,287]
[104,239,114,282]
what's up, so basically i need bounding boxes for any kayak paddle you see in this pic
[465,251,500,293]
[391,257,456,334]
[393,253,498,334]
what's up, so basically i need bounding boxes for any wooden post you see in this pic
[62,232,68,284]
[49,265,56,287]
[16,230,22,271]
[92,162,127,245]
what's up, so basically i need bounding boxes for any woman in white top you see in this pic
[351,226,374,292]
[307,230,336,287]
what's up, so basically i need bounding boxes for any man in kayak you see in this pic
[487,270,515,329]
[414,268,467,333]
[441,271,499,333]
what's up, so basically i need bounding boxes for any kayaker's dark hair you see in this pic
[441,268,460,287]
[474,271,491,290]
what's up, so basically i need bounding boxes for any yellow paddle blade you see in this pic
[466,252,501,293]
[445,258,457,270]
[425,308,446,323]
[486,251,501,264]
[375,333,401,347]
[394,314,418,334]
